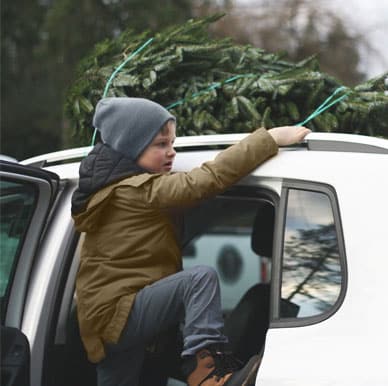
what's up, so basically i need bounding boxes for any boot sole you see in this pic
[224,355,261,386]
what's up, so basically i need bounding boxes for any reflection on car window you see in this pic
[281,189,341,318]
[0,179,37,297]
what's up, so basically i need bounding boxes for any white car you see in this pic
[1,132,388,386]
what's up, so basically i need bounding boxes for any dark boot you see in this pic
[182,344,260,386]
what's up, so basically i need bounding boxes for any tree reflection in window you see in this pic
[281,189,341,318]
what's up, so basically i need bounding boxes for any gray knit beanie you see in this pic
[93,97,176,160]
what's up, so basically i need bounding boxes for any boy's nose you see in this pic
[168,147,176,157]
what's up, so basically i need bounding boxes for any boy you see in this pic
[71,97,310,386]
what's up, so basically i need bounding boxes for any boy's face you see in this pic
[137,120,176,173]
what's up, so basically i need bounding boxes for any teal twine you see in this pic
[91,37,154,146]
[103,38,154,98]
[165,74,255,110]
[295,86,350,126]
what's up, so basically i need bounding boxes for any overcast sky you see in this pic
[234,0,388,79]
[328,0,388,78]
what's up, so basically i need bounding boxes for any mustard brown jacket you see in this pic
[72,127,278,363]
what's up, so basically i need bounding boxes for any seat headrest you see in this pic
[251,201,275,258]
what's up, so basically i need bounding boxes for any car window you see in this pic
[0,179,37,298]
[280,188,342,319]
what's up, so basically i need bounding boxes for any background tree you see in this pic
[1,0,207,159]
[1,0,58,159]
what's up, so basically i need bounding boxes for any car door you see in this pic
[0,160,59,386]
[258,180,348,385]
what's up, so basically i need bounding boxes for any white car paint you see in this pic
[2,131,388,386]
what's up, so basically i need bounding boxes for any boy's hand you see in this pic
[268,126,311,146]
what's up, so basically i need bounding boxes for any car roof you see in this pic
[19,132,388,180]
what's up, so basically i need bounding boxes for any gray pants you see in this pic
[97,265,228,386]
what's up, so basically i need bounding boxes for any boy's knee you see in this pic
[190,265,218,281]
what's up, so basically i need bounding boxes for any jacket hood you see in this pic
[71,142,146,231]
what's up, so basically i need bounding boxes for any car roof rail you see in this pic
[306,132,388,154]
[20,132,388,167]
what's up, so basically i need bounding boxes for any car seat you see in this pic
[223,201,275,363]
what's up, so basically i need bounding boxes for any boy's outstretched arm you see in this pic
[267,126,311,146]
[137,126,311,208]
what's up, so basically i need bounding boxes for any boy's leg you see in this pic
[97,265,227,386]
[116,265,228,355]
[132,265,261,386]
[123,264,261,386]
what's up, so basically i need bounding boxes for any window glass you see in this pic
[281,189,342,318]
[183,197,273,313]
[0,179,37,297]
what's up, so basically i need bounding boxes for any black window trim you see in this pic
[270,179,348,328]
[220,184,280,210]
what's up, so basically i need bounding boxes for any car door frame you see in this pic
[0,160,60,386]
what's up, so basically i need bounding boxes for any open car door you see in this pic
[0,160,59,386]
